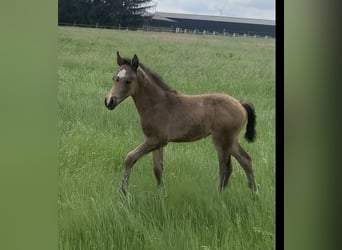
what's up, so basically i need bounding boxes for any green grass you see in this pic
[58,27,275,250]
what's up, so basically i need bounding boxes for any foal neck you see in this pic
[131,67,168,114]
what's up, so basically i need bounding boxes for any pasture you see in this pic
[58,27,275,249]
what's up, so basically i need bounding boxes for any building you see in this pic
[148,12,275,37]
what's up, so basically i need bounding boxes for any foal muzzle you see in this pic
[104,96,118,110]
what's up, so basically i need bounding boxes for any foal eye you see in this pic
[125,80,131,84]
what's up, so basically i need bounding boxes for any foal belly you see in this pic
[167,96,213,142]
[168,124,210,142]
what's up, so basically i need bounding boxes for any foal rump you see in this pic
[240,101,257,143]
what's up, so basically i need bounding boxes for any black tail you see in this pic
[240,101,256,143]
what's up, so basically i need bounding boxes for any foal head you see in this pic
[104,52,139,110]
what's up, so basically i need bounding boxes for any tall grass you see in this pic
[58,27,275,249]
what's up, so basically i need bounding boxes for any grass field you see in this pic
[58,27,275,249]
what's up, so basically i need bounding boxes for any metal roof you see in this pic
[154,12,275,26]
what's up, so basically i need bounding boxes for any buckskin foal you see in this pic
[105,52,257,195]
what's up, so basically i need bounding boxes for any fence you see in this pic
[58,23,272,39]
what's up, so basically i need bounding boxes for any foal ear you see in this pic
[117,51,124,66]
[131,54,139,69]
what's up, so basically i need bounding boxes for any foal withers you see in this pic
[105,52,257,195]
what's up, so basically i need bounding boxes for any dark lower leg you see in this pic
[246,171,257,191]
[152,148,164,186]
[220,156,232,190]
[121,167,131,195]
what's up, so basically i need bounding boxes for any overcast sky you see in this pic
[154,0,275,20]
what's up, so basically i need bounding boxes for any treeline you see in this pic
[58,0,156,27]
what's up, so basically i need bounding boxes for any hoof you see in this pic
[120,186,128,196]
[250,184,260,200]
[248,182,258,192]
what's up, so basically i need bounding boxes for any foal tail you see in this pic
[240,101,256,143]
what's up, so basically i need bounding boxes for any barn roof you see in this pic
[154,12,275,26]
[152,12,177,23]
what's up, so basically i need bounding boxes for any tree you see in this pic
[58,0,156,27]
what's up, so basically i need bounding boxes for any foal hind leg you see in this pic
[219,153,233,190]
[152,147,164,186]
[213,138,233,190]
[232,143,257,192]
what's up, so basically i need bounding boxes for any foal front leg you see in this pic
[121,139,160,195]
[152,147,164,186]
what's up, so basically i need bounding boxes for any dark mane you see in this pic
[121,57,177,93]
[139,63,177,93]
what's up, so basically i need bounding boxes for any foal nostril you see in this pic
[105,96,117,110]
[105,97,113,106]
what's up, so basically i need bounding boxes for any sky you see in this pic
[154,0,275,20]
